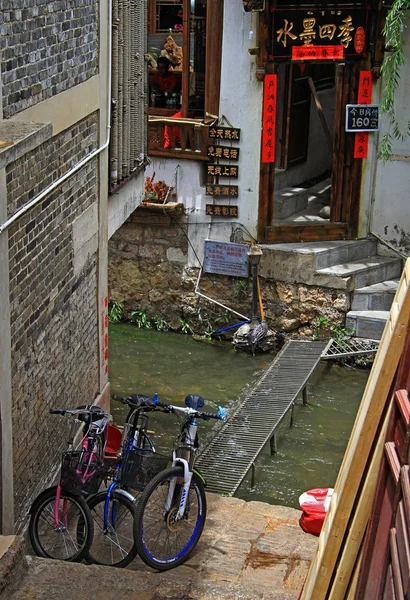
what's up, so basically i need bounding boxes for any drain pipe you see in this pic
[0,0,113,236]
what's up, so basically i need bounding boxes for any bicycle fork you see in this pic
[167,456,193,520]
[54,484,69,530]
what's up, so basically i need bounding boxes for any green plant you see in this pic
[151,315,169,332]
[378,0,410,161]
[108,300,124,323]
[130,307,152,329]
[180,319,192,334]
[232,279,249,301]
[312,317,355,343]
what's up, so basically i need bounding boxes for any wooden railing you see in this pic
[148,116,210,160]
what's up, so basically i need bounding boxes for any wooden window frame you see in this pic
[148,0,223,121]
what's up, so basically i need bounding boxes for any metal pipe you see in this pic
[370,231,408,259]
[194,266,250,321]
[0,0,113,236]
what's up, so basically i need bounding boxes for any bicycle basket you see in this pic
[119,448,169,491]
[60,450,106,495]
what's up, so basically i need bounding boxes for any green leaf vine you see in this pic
[379,0,410,161]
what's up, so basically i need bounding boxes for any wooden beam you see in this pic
[205,0,223,117]
[182,0,190,118]
[265,222,349,243]
[307,77,333,154]
[300,260,410,600]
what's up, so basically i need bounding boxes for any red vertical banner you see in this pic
[354,70,372,159]
[262,74,277,163]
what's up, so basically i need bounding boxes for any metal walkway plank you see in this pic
[197,340,329,495]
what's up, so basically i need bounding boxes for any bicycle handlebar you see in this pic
[50,405,110,422]
[113,394,225,421]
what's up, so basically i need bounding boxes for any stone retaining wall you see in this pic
[108,209,350,337]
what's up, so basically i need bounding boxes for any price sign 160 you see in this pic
[345,104,380,132]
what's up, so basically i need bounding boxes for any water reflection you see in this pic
[109,324,370,509]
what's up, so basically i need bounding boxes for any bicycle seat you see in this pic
[184,395,205,410]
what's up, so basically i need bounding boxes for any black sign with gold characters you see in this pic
[207,164,239,178]
[271,5,369,60]
[206,184,238,198]
[208,126,241,142]
[207,145,240,161]
[206,205,239,218]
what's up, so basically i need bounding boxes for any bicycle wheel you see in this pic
[29,486,93,562]
[134,466,207,570]
[84,490,137,568]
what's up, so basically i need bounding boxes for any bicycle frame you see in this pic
[53,410,109,531]
[102,407,153,532]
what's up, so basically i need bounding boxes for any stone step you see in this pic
[0,536,27,600]
[315,256,402,291]
[351,280,399,311]
[259,240,399,290]
[273,186,309,220]
[346,310,390,341]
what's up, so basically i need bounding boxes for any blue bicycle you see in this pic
[83,394,168,568]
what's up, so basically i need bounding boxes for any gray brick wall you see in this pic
[7,114,100,527]
[0,0,98,119]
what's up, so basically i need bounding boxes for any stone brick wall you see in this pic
[7,114,100,528]
[108,209,349,337]
[0,0,97,118]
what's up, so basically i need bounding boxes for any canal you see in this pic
[109,323,369,509]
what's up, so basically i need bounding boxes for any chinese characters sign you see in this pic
[262,74,277,163]
[292,45,343,60]
[345,105,379,132]
[206,205,239,218]
[207,145,239,161]
[203,241,249,278]
[271,6,369,60]
[207,164,238,178]
[206,184,238,198]
[209,126,241,142]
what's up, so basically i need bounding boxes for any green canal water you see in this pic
[109,323,370,509]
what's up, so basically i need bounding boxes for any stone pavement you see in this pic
[2,494,318,600]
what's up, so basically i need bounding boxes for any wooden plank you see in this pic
[0,141,13,149]
[205,0,223,117]
[383,565,397,600]
[265,222,349,243]
[307,77,333,154]
[330,64,345,222]
[394,501,410,596]
[390,528,405,600]
[148,148,209,161]
[385,442,401,484]
[300,260,410,600]
[327,406,389,600]
[396,390,410,426]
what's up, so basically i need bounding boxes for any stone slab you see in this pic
[346,311,390,340]
[8,495,318,600]
[0,121,53,170]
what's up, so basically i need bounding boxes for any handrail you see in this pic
[370,231,409,259]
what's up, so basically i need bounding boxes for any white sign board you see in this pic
[203,240,249,278]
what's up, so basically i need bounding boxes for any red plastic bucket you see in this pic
[299,488,334,536]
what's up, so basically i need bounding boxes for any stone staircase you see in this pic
[259,239,403,340]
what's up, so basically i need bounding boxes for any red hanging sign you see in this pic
[354,70,372,159]
[292,45,344,61]
[262,74,277,163]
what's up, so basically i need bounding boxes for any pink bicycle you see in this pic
[28,405,110,562]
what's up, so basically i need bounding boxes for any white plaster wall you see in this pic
[108,171,146,239]
[361,19,410,251]
[147,0,263,266]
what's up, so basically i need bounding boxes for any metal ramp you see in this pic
[196,339,331,496]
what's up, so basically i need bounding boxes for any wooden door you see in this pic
[264,62,360,243]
